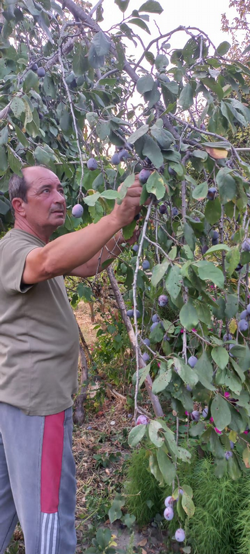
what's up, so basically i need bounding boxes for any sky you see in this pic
[101,0,239,54]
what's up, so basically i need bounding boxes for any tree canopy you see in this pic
[2,0,250,531]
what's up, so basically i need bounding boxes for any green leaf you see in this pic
[100,190,119,200]
[10,97,25,118]
[157,447,176,485]
[73,43,88,75]
[211,394,231,431]
[216,41,231,56]
[142,135,163,168]
[205,243,230,255]
[118,173,135,203]
[151,259,169,287]
[192,181,208,200]
[179,83,194,110]
[155,54,168,70]
[43,74,56,98]
[205,197,221,224]
[0,146,8,173]
[108,495,125,523]
[182,493,195,518]
[189,421,206,436]
[139,0,163,13]
[122,219,137,240]
[173,357,199,388]
[212,347,229,369]
[91,31,110,57]
[225,294,238,319]
[128,124,149,144]
[129,18,150,34]
[195,351,215,390]
[15,125,29,148]
[196,261,224,288]
[7,147,22,176]
[0,126,8,146]
[148,420,164,447]
[192,150,208,160]
[34,145,52,166]
[128,424,147,447]
[216,168,236,204]
[152,370,172,393]
[184,223,195,251]
[137,74,154,94]
[23,70,38,92]
[146,171,165,199]
[83,192,100,206]
[165,265,182,299]
[179,300,199,331]
[226,247,240,276]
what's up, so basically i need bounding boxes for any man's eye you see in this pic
[42,188,50,193]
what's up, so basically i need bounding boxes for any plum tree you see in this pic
[2,0,250,540]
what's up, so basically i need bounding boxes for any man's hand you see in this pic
[110,175,142,229]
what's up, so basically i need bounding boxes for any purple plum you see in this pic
[142,259,150,270]
[37,67,46,77]
[87,157,98,170]
[158,294,168,307]
[72,204,83,218]
[152,314,160,323]
[191,410,200,421]
[175,529,185,542]
[164,495,174,507]
[142,352,150,363]
[136,415,149,425]
[163,506,174,521]
[139,169,151,184]
[143,338,150,347]
[207,187,217,200]
[238,319,248,332]
[111,153,120,165]
[225,451,233,460]
[188,355,198,368]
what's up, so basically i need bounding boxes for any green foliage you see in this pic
[124,447,164,525]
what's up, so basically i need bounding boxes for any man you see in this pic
[0,166,143,554]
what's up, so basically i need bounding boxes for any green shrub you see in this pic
[123,447,164,525]
[123,445,250,553]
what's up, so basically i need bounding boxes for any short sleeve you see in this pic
[0,240,39,294]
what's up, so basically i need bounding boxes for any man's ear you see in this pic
[12,197,27,217]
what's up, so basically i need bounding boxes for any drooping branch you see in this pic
[107,265,164,418]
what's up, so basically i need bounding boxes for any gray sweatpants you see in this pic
[0,402,77,554]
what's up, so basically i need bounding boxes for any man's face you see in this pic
[22,167,67,233]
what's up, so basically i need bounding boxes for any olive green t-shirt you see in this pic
[0,229,79,416]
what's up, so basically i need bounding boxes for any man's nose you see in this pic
[53,189,65,203]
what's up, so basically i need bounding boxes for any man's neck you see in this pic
[14,221,50,244]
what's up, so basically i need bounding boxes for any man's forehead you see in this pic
[23,166,60,188]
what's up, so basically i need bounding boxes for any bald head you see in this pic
[9,166,58,205]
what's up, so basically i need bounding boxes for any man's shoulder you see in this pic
[0,229,44,249]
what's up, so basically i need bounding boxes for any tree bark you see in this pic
[107,266,164,418]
